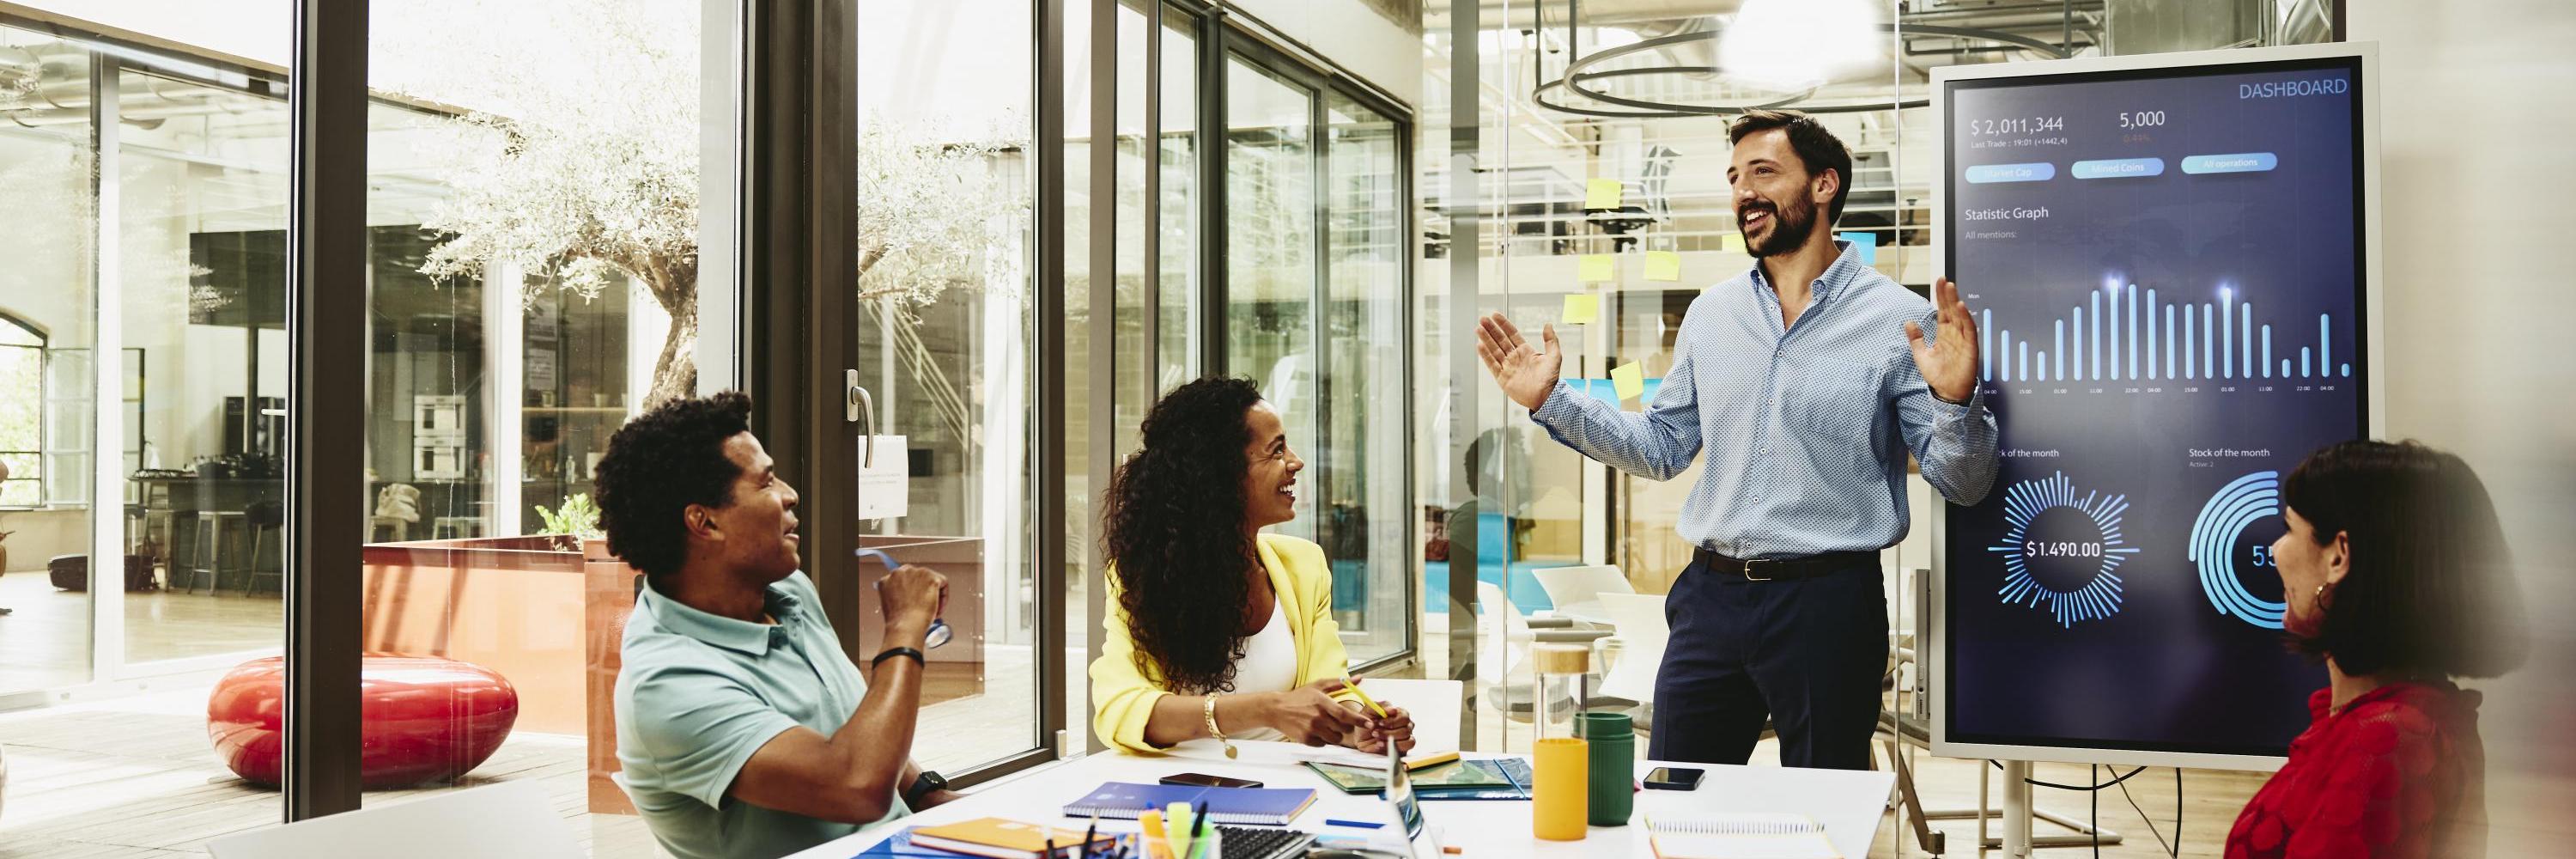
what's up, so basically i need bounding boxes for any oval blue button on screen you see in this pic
[2181,152,2278,174]
[2071,158,2166,179]
[1965,162,2055,184]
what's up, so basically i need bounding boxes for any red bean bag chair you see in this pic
[208,654,519,789]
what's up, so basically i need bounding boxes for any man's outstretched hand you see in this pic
[1906,277,1980,405]
[1475,312,1563,411]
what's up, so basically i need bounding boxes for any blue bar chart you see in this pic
[1978,283,2349,387]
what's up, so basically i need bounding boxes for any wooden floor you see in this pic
[0,571,284,692]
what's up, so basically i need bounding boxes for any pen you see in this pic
[1341,673,1388,718]
[1082,813,1099,859]
[1188,801,1210,859]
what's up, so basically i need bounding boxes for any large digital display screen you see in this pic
[1941,54,2368,758]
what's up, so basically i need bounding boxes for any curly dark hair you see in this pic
[593,391,755,582]
[2281,440,2529,679]
[1103,376,1266,695]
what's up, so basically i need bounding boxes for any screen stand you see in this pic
[1918,758,2125,853]
[2002,760,2032,855]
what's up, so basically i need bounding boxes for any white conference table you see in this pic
[788,739,1893,859]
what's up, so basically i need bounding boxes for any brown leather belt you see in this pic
[1693,547,1877,582]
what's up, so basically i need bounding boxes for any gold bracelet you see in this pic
[1203,694,1237,759]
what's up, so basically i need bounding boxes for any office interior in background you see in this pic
[0,0,2567,856]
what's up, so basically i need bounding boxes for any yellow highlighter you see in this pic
[1341,673,1388,719]
[1166,801,1196,859]
[1141,809,1170,859]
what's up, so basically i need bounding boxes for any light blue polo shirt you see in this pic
[617,571,909,859]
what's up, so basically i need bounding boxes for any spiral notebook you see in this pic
[1060,783,1316,825]
[1644,812,1838,859]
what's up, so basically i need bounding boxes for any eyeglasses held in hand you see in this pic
[856,547,952,649]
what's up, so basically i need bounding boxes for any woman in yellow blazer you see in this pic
[1090,377,1417,755]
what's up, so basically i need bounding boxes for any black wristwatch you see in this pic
[904,770,948,807]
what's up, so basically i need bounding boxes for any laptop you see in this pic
[1308,744,1447,859]
[1380,743,1443,859]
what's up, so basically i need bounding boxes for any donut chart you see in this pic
[2188,470,2287,630]
[1985,472,2140,628]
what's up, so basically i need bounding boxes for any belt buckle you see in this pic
[1741,558,1772,582]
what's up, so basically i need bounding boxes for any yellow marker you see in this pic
[1612,362,1646,401]
[1560,294,1598,325]
[1644,251,1680,283]
[1721,233,1747,253]
[1142,810,1170,859]
[1577,253,1614,283]
[1404,750,1462,771]
[1341,673,1389,718]
[1584,178,1623,210]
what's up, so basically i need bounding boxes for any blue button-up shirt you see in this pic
[1532,241,1999,559]
[617,571,908,859]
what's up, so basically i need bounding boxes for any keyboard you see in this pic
[1216,825,1316,859]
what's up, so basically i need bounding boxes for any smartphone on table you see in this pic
[1161,771,1264,789]
[1643,766,1704,790]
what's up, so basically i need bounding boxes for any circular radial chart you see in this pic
[1986,472,2139,627]
[2188,471,2288,629]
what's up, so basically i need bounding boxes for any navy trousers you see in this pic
[1645,554,1887,770]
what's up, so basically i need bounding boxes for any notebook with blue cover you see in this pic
[1060,782,1316,825]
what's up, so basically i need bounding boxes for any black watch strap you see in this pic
[905,770,947,806]
[870,646,926,670]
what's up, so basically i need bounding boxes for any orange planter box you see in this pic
[360,534,641,814]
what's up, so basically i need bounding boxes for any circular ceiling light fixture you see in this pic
[1530,4,2074,119]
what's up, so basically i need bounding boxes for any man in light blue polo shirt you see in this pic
[596,392,959,859]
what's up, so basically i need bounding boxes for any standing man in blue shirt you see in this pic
[1475,110,1998,769]
[596,392,962,859]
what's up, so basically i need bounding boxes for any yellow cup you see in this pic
[1533,736,1589,840]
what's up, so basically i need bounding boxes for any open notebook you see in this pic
[1644,812,1838,859]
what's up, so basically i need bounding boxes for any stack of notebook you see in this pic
[857,817,1121,859]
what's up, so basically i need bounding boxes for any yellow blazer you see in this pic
[1089,533,1361,753]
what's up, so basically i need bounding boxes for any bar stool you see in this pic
[188,509,249,594]
[131,481,178,584]
[239,501,284,597]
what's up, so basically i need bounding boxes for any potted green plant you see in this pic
[534,493,605,552]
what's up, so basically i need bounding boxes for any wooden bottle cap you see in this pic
[1531,643,1591,675]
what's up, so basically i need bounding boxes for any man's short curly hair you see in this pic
[594,391,755,581]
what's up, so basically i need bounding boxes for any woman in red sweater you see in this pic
[2227,441,2529,859]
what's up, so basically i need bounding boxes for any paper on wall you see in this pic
[858,435,908,521]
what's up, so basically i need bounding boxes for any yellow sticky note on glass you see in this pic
[1644,251,1680,282]
[1577,253,1614,283]
[1611,362,1646,401]
[1722,234,1747,253]
[1584,178,1623,210]
[1561,293,1598,325]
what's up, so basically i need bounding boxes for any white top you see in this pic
[1225,599,1297,740]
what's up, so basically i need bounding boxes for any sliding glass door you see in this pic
[851,0,1046,777]
[1215,40,1414,668]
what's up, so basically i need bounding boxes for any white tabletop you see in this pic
[1550,600,1613,627]
[787,740,1893,859]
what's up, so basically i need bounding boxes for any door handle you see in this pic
[846,369,874,468]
